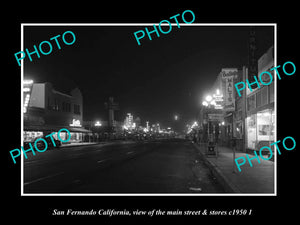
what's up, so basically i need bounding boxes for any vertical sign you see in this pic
[221,68,236,111]
[248,26,258,88]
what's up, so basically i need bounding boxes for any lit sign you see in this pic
[221,68,238,78]
[221,68,236,111]
[70,119,81,127]
[212,93,223,109]
[95,121,102,127]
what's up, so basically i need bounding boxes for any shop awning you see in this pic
[68,127,91,133]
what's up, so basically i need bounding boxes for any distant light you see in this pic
[216,89,220,95]
[202,101,208,107]
[174,115,179,120]
[70,119,81,127]
[95,121,102,127]
[191,121,198,129]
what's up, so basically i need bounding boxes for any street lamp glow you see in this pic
[205,95,212,102]
[174,115,179,120]
[95,121,102,126]
[216,89,220,95]
[202,101,208,107]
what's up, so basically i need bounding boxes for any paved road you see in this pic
[23,139,225,194]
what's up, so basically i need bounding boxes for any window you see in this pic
[261,87,268,106]
[62,102,71,112]
[74,104,81,115]
[256,91,262,108]
[53,98,59,111]
[247,94,256,111]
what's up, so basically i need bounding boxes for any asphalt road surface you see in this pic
[23,139,225,194]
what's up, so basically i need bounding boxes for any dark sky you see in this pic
[24,25,274,131]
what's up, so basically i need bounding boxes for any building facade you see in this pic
[198,46,274,153]
[245,46,275,152]
[23,81,91,143]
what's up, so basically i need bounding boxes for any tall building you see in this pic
[23,81,90,143]
[245,46,275,152]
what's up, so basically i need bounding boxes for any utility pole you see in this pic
[104,97,119,133]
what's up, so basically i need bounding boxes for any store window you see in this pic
[53,131,82,143]
[257,109,274,149]
[23,131,43,142]
[246,109,275,150]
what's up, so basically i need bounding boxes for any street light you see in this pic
[205,95,213,102]
[174,115,179,120]
[95,121,102,127]
[202,101,209,107]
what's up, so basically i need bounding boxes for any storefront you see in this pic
[245,85,275,151]
[246,108,275,150]
[23,125,91,143]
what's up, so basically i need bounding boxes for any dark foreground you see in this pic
[24,139,225,194]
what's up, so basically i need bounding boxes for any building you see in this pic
[245,46,275,152]
[199,67,245,149]
[198,45,274,153]
[83,120,124,141]
[23,81,91,143]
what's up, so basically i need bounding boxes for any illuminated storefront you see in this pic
[23,81,91,143]
[246,109,275,150]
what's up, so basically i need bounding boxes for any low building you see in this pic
[23,81,91,143]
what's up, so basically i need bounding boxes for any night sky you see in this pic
[24,25,274,131]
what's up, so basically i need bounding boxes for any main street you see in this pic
[23,139,225,194]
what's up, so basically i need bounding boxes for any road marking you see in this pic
[97,159,106,163]
[24,172,64,186]
[126,151,134,155]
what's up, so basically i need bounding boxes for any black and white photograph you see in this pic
[21,24,275,195]
[4,5,298,224]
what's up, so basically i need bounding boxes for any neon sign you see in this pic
[70,119,81,127]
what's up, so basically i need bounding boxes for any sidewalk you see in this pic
[193,143,275,194]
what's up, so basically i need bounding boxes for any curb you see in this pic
[60,142,101,148]
[193,143,241,193]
